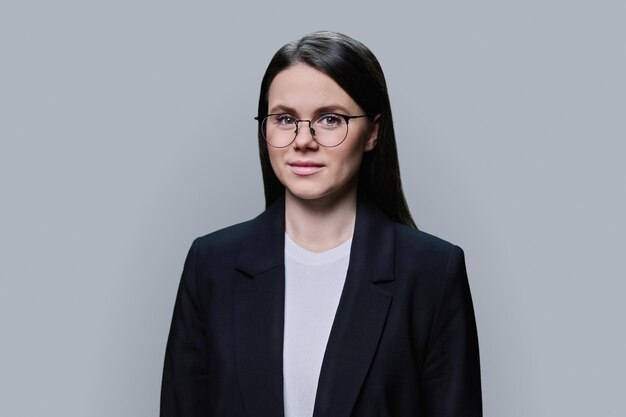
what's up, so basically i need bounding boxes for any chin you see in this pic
[286,187,328,201]
[284,183,354,204]
[281,177,357,204]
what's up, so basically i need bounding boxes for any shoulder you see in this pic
[392,222,465,278]
[356,198,465,277]
[194,219,253,249]
[389,223,471,318]
[190,197,284,256]
[394,222,463,258]
[178,218,259,281]
[190,217,256,258]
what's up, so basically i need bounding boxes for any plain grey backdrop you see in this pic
[1,1,624,416]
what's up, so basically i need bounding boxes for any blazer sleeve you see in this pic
[160,238,210,416]
[421,245,482,417]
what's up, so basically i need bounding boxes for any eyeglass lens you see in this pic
[261,114,349,147]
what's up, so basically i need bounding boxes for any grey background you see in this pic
[1,1,624,416]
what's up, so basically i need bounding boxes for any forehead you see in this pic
[267,63,361,114]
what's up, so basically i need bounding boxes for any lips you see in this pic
[288,160,325,176]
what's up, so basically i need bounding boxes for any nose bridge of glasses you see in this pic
[294,119,315,139]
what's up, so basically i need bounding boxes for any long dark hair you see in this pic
[256,31,416,228]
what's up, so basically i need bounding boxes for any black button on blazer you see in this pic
[161,195,482,417]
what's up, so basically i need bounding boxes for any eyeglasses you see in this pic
[255,113,370,148]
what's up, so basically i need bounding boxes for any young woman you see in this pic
[161,31,482,417]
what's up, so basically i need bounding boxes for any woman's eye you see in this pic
[318,114,342,127]
[276,115,296,126]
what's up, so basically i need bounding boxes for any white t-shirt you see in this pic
[283,232,352,417]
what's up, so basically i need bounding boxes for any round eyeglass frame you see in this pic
[254,113,371,148]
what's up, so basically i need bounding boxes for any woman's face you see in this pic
[266,63,379,203]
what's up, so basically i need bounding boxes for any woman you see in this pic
[161,31,482,417]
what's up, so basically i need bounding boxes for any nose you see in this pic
[293,120,318,149]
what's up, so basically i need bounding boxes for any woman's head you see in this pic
[257,31,416,228]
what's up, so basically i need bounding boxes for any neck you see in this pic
[284,187,357,253]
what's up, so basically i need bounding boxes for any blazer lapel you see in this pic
[312,197,395,417]
[233,195,396,417]
[234,197,287,417]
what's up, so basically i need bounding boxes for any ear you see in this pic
[363,114,381,152]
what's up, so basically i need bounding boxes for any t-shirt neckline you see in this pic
[284,232,353,265]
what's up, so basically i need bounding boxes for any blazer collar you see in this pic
[235,194,396,282]
[234,194,396,417]
[234,194,287,277]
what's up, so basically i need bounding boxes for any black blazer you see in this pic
[160,196,482,417]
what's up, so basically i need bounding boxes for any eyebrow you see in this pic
[268,104,352,116]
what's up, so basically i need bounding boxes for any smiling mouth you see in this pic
[288,162,325,176]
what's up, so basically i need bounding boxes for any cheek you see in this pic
[337,146,365,178]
